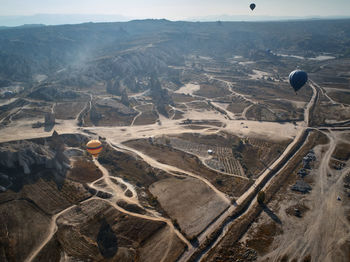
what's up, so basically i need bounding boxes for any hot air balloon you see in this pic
[250,3,256,11]
[86,140,103,158]
[289,70,308,94]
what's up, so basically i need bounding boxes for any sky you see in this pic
[0,0,349,21]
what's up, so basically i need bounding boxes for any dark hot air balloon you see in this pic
[250,3,256,11]
[289,70,308,93]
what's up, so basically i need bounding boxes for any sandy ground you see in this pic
[24,200,87,262]
[0,75,306,262]
[150,177,229,238]
[273,53,335,61]
[89,158,192,248]
[255,130,350,262]
[249,69,271,80]
[0,97,19,106]
[175,83,201,95]
[178,76,319,262]
[239,61,255,65]
[91,158,140,206]
[274,98,307,109]
[4,65,347,262]
[0,107,299,145]
[139,226,186,262]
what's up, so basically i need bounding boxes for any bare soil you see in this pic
[125,138,252,197]
[332,142,350,162]
[68,159,103,183]
[133,111,158,125]
[0,200,51,262]
[55,199,186,261]
[150,177,229,238]
[194,83,231,98]
[204,130,330,262]
[54,102,86,120]
[0,176,91,215]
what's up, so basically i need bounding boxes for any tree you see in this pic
[257,191,265,205]
[216,178,223,185]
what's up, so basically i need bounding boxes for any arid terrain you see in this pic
[0,19,350,262]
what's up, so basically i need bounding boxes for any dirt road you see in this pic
[259,130,350,262]
[2,77,330,262]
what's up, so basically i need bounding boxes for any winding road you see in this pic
[177,80,319,262]
[7,75,350,262]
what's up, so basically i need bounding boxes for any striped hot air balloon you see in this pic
[86,140,103,157]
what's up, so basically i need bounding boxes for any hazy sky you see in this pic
[1,0,349,19]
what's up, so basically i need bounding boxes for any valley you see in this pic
[0,19,350,262]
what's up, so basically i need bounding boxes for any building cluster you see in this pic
[302,150,316,169]
[296,150,316,178]
[291,150,317,194]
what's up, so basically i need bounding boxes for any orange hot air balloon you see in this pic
[86,140,103,157]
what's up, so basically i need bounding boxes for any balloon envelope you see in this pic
[289,70,308,93]
[250,3,256,10]
[86,140,102,157]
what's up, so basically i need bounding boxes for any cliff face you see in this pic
[0,142,55,174]
[0,141,70,174]
[0,133,92,262]
[0,134,71,192]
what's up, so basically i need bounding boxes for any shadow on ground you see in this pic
[263,205,282,224]
[97,219,118,258]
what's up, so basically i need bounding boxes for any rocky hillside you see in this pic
[0,19,349,85]
[0,132,87,192]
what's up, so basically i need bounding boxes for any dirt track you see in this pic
[3,72,348,262]
[258,130,350,262]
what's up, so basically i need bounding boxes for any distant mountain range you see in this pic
[0,18,349,84]
[0,14,131,27]
[187,14,350,22]
[0,14,349,27]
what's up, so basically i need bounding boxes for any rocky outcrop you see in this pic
[148,75,174,117]
[44,112,55,127]
[0,137,70,176]
[121,88,130,106]
[29,85,78,101]
[0,133,72,192]
[95,98,135,115]
[0,142,53,174]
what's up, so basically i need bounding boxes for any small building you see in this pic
[303,157,311,169]
[306,152,316,161]
[303,161,311,170]
[291,180,312,193]
[207,149,213,155]
[297,168,308,177]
